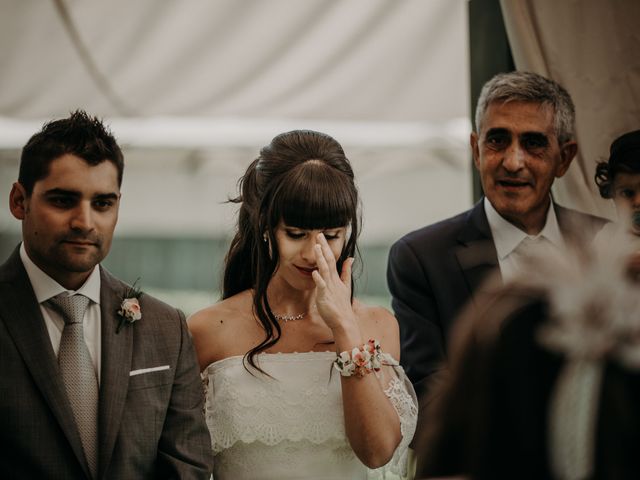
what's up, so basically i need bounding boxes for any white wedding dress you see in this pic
[203,351,417,480]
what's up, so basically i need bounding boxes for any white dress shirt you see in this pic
[20,243,102,382]
[484,197,565,283]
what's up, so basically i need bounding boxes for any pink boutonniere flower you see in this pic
[119,297,141,320]
[116,279,143,334]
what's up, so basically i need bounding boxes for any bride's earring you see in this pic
[262,233,273,258]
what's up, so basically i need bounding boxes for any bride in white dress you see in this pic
[188,130,417,479]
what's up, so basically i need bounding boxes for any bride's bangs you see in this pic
[270,161,356,230]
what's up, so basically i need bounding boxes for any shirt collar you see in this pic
[20,243,101,304]
[484,196,565,260]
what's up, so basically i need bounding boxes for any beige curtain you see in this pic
[500,0,640,219]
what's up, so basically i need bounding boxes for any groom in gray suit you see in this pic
[0,111,213,478]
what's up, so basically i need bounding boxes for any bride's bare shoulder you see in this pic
[352,299,400,358]
[187,290,255,368]
[188,291,251,327]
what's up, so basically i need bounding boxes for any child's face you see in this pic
[612,171,640,233]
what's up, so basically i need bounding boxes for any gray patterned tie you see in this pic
[47,293,98,478]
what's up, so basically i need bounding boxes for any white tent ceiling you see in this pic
[1,0,467,121]
[0,0,471,241]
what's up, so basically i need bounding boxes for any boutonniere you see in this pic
[116,279,143,334]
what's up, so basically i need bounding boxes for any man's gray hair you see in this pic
[475,71,576,145]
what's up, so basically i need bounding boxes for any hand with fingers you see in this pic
[311,233,356,331]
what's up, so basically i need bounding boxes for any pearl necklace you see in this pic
[273,312,306,322]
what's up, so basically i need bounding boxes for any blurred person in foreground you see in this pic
[387,71,608,404]
[414,215,640,479]
[0,111,212,479]
[188,130,417,479]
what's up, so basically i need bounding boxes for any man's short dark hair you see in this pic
[18,110,124,195]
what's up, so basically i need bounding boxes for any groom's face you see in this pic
[10,153,121,290]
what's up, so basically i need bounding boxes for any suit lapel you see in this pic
[97,268,133,479]
[454,200,501,304]
[0,247,92,478]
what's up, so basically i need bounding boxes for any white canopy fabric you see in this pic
[1,0,467,122]
[0,0,472,242]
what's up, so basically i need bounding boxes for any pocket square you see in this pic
[129,365,170,376]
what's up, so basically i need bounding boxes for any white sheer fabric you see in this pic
[0,0,466,122]
[202,351,417,480]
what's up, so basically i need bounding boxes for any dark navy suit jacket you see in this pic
[386,199,607,400]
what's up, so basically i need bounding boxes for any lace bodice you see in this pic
[203,351,417,479]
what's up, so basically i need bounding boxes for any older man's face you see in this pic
[471,101,576,234]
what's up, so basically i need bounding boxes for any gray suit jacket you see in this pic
[386,199,608,400]
[0,246,213,479]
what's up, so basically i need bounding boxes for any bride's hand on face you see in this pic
[311,233,355,331]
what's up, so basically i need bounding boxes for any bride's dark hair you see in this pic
[223,130,361,372]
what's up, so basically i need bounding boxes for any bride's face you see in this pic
[271,222,347,290]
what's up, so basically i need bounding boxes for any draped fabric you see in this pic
[0,0,467,123]
[500,0,640,220]
[0,1,471,242]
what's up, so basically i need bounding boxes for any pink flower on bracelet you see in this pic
[334,339,388,377]
[337,351,357,376]
[352,347,371,367]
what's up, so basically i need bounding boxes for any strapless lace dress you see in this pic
[202,351,417,479]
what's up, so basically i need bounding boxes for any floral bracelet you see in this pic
[333,339,388,377]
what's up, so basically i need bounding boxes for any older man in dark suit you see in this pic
[0,111,212,479]
[387,71,607,401]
